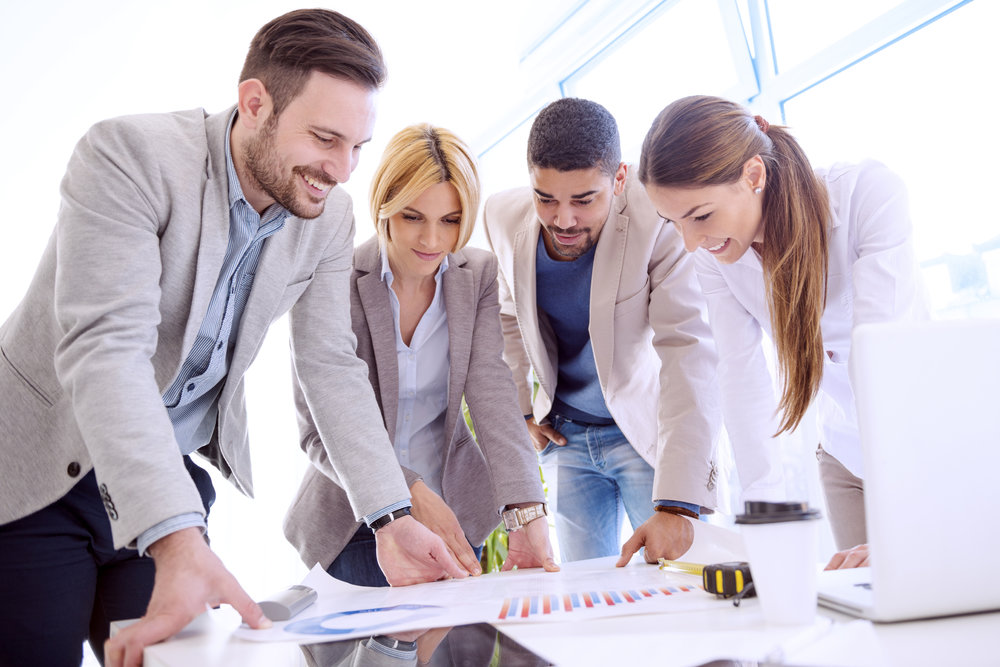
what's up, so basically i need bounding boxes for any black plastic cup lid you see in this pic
[734,501,822,524]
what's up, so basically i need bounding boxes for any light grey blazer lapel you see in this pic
[354,240,400,436]
[441,248,474,453]
[180,107,235,363]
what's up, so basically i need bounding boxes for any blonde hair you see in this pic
[639,95,829,435]
[369,124,480,252]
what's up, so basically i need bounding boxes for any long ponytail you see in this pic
[756,126,828,434]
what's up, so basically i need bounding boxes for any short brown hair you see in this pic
[239,9,386,117]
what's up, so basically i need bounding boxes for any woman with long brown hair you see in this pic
[637,95,927,567]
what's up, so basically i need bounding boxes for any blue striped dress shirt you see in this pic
[137,112,289,554]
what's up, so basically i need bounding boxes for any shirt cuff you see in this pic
[136,513,207,556]
[363,499,413,529]
[655,500,701,517]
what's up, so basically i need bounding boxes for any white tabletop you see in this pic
[137,594,1000,667]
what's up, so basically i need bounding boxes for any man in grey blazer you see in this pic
[0,10,464,667]
[483,98,722,564]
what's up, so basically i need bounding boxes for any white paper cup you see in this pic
[736,501,821,626]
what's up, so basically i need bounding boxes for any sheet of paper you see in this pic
[235,555,730,644]
[680,516,747,564]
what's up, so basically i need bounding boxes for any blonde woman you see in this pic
[634,95,927,568]
[284,124,558,586]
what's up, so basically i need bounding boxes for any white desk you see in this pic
[138,595,1000,666]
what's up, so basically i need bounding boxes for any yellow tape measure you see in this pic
[658,559,756,601]
[702,561,753,599]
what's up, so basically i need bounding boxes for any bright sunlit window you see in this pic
[563,0,757,161]
[783,0,1000,318]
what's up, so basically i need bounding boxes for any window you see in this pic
[562,0,758,160]
[768,0,906,71]
[783,0,1000,317]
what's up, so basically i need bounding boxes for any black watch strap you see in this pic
[369,635,417,652]
[368,506,411,532]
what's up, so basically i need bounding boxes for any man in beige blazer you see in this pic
[0,10,464,667]
[483,98,721,563]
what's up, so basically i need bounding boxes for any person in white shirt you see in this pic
[635,95,927,569]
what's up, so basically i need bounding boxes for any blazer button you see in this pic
[67,461,81,477]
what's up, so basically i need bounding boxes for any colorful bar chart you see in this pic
[496,584,698,620]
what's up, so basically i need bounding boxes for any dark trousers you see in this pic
[327,523,483,588]
[0,456,214,667]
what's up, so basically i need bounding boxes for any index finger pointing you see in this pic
[219,578,272,628]
[616,534,643,567]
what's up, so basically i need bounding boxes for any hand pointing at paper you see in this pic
[616,511,695,566]
[375,515,470,586]
[503,510,560,573]
[104,528,271,667]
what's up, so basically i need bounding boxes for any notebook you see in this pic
[817,318,1000,622]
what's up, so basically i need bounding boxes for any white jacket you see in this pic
[697,160,929,481]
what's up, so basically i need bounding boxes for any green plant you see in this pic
[480,522,509,573]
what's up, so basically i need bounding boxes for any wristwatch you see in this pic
[501,503,547,532]
[368,507,411,532]
[368,635,417,652]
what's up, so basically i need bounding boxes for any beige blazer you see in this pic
[482,168,722,509]
[0,107,409,549]
[284,237,544,569]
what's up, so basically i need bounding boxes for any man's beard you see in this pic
[543,225,596,259]
[242,115,334,219]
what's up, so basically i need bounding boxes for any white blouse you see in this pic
[381,250,451,496]
[696,160,929,487]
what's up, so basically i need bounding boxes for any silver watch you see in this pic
[501,503,547,532]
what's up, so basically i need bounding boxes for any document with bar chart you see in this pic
[235,556,727,644]
[487,556,714,624]
[496,579,700,621]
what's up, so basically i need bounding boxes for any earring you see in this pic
[754,187,763,195]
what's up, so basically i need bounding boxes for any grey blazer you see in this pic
[284,237,543,570]
[0,107,409,549]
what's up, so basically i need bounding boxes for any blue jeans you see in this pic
[540,415,655,562]
[328,523,484,587]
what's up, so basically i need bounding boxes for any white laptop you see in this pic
[817,318,1000,622]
